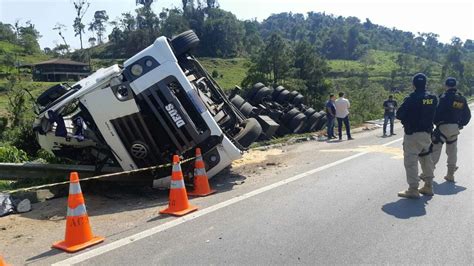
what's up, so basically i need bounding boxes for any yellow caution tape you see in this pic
[2,156,195,194]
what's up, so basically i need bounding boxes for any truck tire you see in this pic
[288,113,307,133]
[316,116,328,131]
[230,95,246,109]
[239,102,255,117]
[276,89,291,104]
[306,112,322,132]
[281,108,300,123]
[272,85,285,99]
[304,108,317,117]
[314,111,327,131]
[292,93,304,105]
[247,82,265,100]
[288,91,299,102]
[171,30,200,57]
[252,86,273,103]
[234,118,262,148]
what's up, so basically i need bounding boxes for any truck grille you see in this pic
[111,77,210,168]
[111,113,167,167]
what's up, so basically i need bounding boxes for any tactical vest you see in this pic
[438,90,466,125]
[404,90,437,134]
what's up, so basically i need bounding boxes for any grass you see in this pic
[328,49,443,78]
[0,41,50,72]
[199,57,249,90]
[0,180,14,191]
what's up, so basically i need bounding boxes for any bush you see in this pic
[0,145,29,163]
[212,69,219,78]
[0,116,7,135]
[2,123,41,157]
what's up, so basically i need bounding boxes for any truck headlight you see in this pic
[131,64,143,76]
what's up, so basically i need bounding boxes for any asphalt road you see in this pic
[52,116,473,265]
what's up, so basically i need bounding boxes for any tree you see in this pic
[18,21,41,54]
[200,8,244,57]
[73,0,90,49]
[88,37,96,47]
[0,22,16,42]
[264,33,293,83]
[53,23,70,53]
[88,10,109,44]
[5,76,28,127]
[136,0,154,7]
[294,40,330,105]
[53,44,70,56]
[242,20,263,56]
[442,37,466,93]
[160,8,189,38]
[347,25,361,59]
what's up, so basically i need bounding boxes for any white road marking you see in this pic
[53,137,403,265]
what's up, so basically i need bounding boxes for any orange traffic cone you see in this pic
[0,255,9,266]
[188,148,216,197]
[52,172,104,253]
[160,155,198,216]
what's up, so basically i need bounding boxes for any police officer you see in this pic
[430,77,471,182]
[396,73,438,198]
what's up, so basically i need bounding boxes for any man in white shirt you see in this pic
[335,92,353,140]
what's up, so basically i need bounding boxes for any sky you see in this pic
[0,0,473,50]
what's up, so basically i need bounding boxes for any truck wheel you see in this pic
[234,118,262,148]
[316,116,328,131]
[304,108,317,117]
[292,93,304,105]
[252,86,273,103]
[287,113,306,133]
[288,91,299,102]
[281,108,300,124]
[272,85,285,99]
[171,30,200,57]
[314,111,327,131]
[306,112,321,132]
[276,89,291,104]
[247,82,265,100]
[239,102,255,117]
[230,95,246,109]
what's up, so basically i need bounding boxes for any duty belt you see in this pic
[432,127,457,145]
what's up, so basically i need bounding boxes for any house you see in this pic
[23,59,91,82]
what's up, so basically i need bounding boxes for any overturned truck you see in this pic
[32,30,262,181]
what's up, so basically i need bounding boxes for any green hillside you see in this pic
[0,49,449,114]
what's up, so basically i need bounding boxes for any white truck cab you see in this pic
[33,31,261,181]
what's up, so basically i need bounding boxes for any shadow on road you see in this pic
[433,181,466,195]
[26,248,62,263]
[381,196,432,219]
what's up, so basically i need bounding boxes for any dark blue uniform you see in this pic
[431,87,471,180]
[434,88,471,127]
[397,73,438,198]
[396,89,438,134]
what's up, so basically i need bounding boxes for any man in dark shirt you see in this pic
[326,94,336,139]
[430,77,471,182]
[382,95,398,136]
[396,73,438,198]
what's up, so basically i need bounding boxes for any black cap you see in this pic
[445,77,457,88]
[412,73,427,89]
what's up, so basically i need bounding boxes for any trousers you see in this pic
[383,114,395,135]
[337,115,352,139]
[403,132,435,188]
[431,124,460,170]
